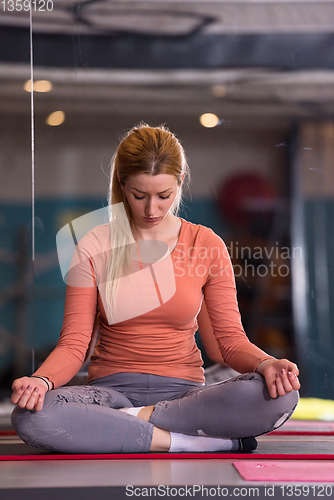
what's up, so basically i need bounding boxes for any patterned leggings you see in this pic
[11,372,299,453]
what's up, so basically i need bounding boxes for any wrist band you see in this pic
[31,376,53,392]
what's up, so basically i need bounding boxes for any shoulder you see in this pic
[86,223,110,242]
[180,218,226,247]
[76,223,111,256]
[180,217,211,235]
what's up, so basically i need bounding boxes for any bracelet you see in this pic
[30,376,53,392]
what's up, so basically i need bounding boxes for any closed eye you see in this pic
[134,194,171,200]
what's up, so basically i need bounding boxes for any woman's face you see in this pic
[120,173,181,228]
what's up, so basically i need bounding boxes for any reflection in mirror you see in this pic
[1,1,334,406]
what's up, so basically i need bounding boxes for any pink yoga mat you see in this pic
[234,461,334,482]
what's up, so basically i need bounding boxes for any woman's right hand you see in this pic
[11,377,48,412]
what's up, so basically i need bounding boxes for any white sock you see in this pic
[169,432,239,452]
[119,406,145,417]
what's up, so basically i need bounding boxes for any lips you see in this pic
[144,217,159,221]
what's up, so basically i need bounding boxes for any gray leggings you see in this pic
[11,372,299,454]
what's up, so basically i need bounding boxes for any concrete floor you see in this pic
[1,433,334,500]
[1,396,334,500]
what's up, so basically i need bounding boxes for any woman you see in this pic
[11,124,300,454]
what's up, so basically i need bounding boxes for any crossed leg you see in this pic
[138,373,299,449]
[11,373,299,453]
[11,385,155,453]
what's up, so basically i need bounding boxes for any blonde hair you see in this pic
[105,123,190,319]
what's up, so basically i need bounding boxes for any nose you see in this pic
[145,198,158,217]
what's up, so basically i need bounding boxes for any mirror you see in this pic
[1,1,334,400]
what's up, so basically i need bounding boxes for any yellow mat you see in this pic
[292,398,334,421]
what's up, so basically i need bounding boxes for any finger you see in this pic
[17,385,34,408]
[288,362,299,374]
[279,369,295,393]
[288,370,301,390]
[25,387,41,411]
[287,364,300,380]
[35,393,44,412]
[11,385,27,405]
[11,382,21,392]
[275,373,288,397]
[267,377,278,398]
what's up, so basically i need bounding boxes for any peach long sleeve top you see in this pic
[34,217,273,388]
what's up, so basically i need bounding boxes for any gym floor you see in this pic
[1,368,333,500]
[1,403,334,500]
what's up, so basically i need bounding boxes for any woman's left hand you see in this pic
[255,358,300,398]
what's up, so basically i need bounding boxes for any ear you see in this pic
[178,173,185,188]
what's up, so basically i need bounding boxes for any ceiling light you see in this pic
[211,85,227,97]
[24,80,53,92]
[200,113,219,128]
[46,111,65,126]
